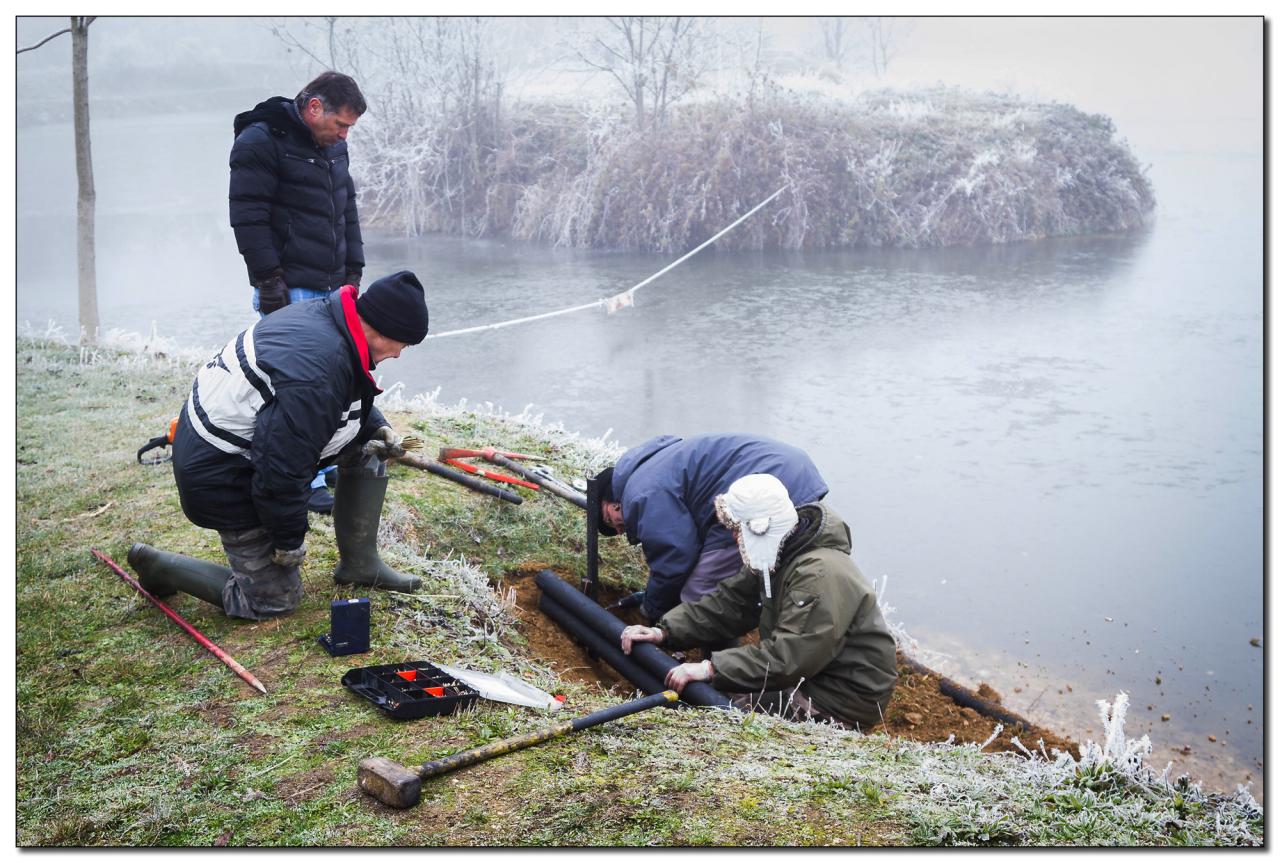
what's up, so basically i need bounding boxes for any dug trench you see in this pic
[503,567,1079,759]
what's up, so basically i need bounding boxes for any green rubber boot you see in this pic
[126,543,230,608]
[332,469,421,593]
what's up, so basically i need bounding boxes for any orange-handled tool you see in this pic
[441,457,540,490]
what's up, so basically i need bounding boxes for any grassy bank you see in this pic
[15,333,1260,846]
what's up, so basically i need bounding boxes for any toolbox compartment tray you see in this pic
[342,661,479,719]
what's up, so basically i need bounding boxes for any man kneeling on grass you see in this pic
[128,271,429,620]
[620,473,897,730]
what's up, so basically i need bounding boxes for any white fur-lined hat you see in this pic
[713,473,798,598]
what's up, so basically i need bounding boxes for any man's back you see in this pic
[617,433,829,551]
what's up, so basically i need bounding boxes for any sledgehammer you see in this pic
[358,690,678,808]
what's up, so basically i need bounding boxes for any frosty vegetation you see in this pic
[16,332,1263,844]
[270,17,1155,253]
[359,88,1154,253]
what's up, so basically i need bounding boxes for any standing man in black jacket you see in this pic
[229,71,368,512]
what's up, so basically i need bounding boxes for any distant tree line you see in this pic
[272,16,1154,252]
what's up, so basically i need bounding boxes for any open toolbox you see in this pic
[341,661,479,719]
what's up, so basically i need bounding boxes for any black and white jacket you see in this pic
[172,285,387,550]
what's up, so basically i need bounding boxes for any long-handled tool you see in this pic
[439,456,540,490]
[391,452,523,505]
[358,690,678,808]
[441,447,589,509]
[91,548,267,695]
[439,445,536,463]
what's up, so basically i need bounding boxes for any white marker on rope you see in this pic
[425,184,790,340]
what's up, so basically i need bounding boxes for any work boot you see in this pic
[332,464,421,592]
[307,485,335,514]
[126,543,230,608]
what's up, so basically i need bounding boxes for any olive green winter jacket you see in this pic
[657,502,898,727]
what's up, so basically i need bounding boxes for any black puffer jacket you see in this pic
[229,96,364,290]
[172,286,387,550]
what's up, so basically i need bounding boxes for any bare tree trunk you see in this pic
[71,17,98,345]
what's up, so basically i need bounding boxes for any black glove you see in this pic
[253,269,289,315]
[606,590,646,612]
[345,270,362,290]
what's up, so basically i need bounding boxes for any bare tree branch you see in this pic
[16,25,74,54]
[268,18,331,70]
[572,16,706,130]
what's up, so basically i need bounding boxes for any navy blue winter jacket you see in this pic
[172,286,387,551]
[229,97,364,290]
[610,433,829,619]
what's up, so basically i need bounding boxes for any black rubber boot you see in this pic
[126,543,230,608]
[332,469,421,592]
[307,485,335,514]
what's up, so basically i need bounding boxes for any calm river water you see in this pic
[17,111,1262,795]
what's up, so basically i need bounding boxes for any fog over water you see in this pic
[14,17,1265,796]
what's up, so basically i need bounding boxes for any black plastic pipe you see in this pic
[535,570,733,709]
[539,595,667,695]
[899,655,1035,729]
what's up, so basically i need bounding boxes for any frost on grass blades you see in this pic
[16,334,1264,846]
[375,379,626,476]
[19,319,222,369]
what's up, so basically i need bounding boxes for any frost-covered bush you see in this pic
[357,86,1154,252]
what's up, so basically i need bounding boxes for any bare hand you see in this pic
[620,624,664,655]
[665,660,713,693]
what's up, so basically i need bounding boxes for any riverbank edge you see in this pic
[14,332,1261,846]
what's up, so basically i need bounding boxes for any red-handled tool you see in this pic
[441,457,540,490]
[440,446,587,509]
[91,548,267,695]
[439,446,535,461]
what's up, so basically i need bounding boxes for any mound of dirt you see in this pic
[501,567,1078,759]
[884,664,1078,758]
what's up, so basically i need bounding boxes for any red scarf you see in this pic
[338,284,381,393]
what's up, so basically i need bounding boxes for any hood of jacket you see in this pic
[778,502,853,569]
[610,434,681,500]
[233,96,305,139]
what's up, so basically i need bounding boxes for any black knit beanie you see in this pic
[355,271,429,344]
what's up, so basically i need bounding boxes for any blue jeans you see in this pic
[253,287,336,490]
[252,286,332,314]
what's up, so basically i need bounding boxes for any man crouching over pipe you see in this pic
[621,474,897,730]
[129,272,429,620]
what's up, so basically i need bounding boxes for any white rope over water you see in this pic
[425,184,790,340]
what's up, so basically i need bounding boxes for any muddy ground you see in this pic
[504,568,1079,760]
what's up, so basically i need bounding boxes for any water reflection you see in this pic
[16,137,1261,796]
[348,204,1259,796]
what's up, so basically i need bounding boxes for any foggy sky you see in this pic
[15,16,1262,161]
